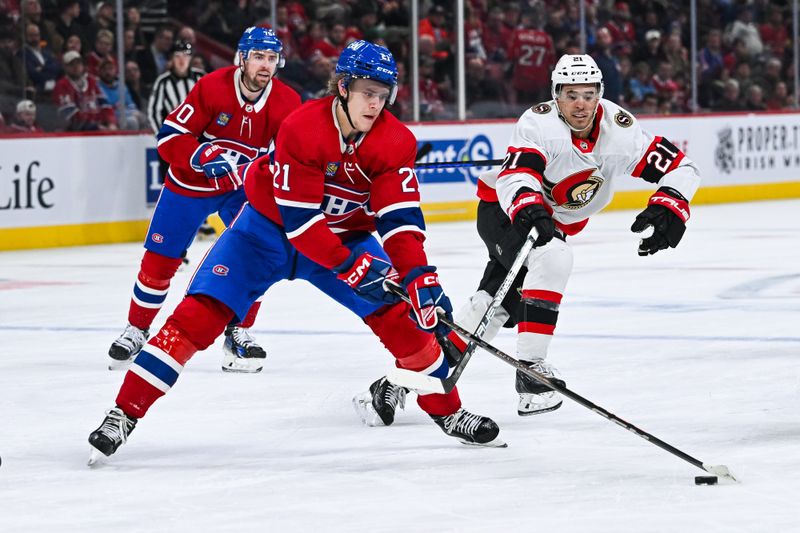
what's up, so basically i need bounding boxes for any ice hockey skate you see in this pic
[516,359,565,416]
[431,408,506,447]
[108,324,149,370]
[87,407,137,465]
[352,377,408,426]
[221,326,267,373]
[196,219,217,241]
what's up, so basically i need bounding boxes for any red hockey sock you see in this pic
[115,295,235,419]
[127,251,183,331]
[365,303,462,417]
[235,300,261,329]
[116,323,197,419]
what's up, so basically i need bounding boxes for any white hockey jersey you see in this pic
[478,99,701,235]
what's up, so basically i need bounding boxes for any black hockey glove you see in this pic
[630,187,690,256]
[507,187,555,247]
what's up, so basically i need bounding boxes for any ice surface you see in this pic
[1,200,799,532]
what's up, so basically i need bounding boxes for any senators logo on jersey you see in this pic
[614,110,633,128]
[532,103,552,114]
[545,168,604,210]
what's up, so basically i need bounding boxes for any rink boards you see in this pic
[1,110,800,250]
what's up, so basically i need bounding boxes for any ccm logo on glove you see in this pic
[334,249,399,305]
[344,255,398,286]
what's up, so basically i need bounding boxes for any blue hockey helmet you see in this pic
[335,40,398,105]
[238,26,284,68]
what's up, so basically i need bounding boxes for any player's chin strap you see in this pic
[338,84,358,132]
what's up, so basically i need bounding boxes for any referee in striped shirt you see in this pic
[146,40,204,134]
[147,40,214,246]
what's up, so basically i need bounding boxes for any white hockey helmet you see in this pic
[551,54,604,100]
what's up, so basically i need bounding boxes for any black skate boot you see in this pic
[431,408,506,447]
[516,359,565,416]
[353,377,408,426]
[108,324,149,370]
[88,407,137,465]
[221,325,267,373]
[197,219,217,240]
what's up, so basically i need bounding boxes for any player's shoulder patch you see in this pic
[531,102,552,114]
[614,109,634,128]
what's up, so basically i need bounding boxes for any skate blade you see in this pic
[87,446,106,467]
[459,436,508,448]
[108,358,133,371]
[221,355,264,374]
[221,363,263,373]
[352,394,384,427]
[518,393,563,416]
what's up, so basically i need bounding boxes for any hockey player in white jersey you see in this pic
[359,54,700,424]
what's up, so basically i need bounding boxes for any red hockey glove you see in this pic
[334,248,400,305]
[403,266,453,336]
[190,143,243,192]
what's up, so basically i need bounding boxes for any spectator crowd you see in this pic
[0,0,797,133]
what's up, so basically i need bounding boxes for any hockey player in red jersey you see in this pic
[507,9,555,107]
[107,27,301,374]
[367,54,701,422]
[87,41,504,464]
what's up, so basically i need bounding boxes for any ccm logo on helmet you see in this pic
[212,265,230,276]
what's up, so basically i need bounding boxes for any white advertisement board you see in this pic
[0,134,154,229]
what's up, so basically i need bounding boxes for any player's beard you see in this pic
[243,69,271,92]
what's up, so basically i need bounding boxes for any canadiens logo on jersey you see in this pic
[208,139,260,165]
[216,112,231,126]
[325,162,341,177]
[546,168,604,210]
[321,182,370,221]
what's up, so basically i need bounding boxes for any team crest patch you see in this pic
[532,103,551,114]
[549,168,604,210]
[216,112,231,126]
[151,233,164,243]
[212,265,229,276]
[325,162,341,177]
[614,110,633,128]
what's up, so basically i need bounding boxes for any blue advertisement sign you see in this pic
[415,134,495,185]
[145,147,162,205]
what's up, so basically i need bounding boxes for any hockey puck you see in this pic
[694,475,718,485]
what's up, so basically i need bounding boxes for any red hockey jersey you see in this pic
[245,96,428,276]
[156,66,301,197]
[508,29,555,92]
[52,74,116,130]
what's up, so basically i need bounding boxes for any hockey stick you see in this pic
[413,142,503,169]
[415,158,504,169]
[415,142,434,162]
[384,281,737,483]
[388,227,539,394]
